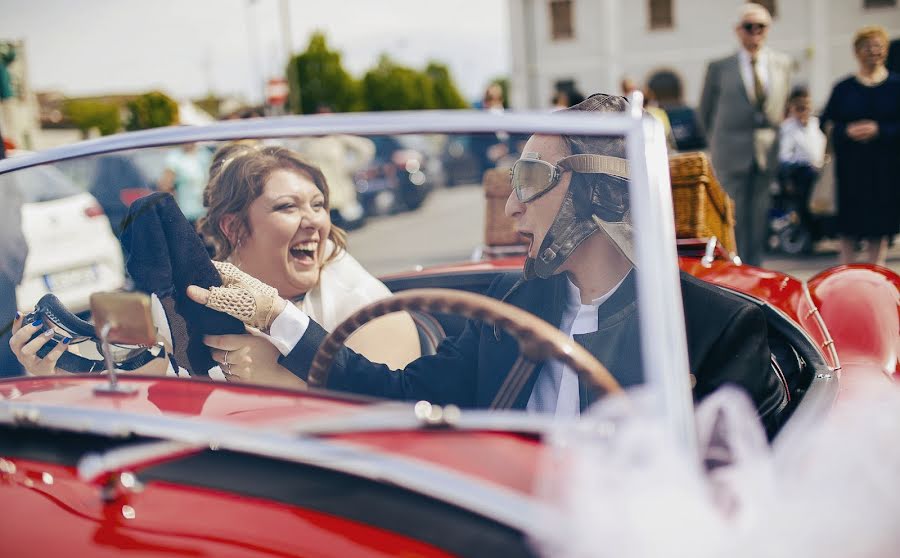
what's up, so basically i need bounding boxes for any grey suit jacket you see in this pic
[698,49,792,177]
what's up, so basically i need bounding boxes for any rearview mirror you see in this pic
[89,292,155,346]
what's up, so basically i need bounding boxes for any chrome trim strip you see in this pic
[77,440,195,482]
[701,236,719,268]
[0,110,641,174]
[288,404,571,437]
[800,282,842,372]
[0,400,543,531]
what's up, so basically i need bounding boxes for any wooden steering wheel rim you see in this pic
[307,288,623,398]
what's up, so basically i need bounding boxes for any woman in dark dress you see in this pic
[820,26,900,266]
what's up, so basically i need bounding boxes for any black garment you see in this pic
[887,39,900,76]
[90,154,151,237]
[664,105,707,151]
[820,74,900,238]
[121,192,243,374]
[280,270,785,435]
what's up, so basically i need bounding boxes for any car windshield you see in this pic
[5,163,82,203]
[0,111,711,437]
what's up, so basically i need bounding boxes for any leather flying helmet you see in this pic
[521,93,637,280]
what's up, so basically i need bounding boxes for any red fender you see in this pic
[807,265,900,382]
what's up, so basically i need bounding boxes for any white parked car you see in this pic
[12,161,125,314]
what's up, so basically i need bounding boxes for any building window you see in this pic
[550,0,574,40]
[753,0,777,17]
[649,0,674,30]
[864,0,896,8]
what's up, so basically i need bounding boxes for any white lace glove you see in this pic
[205,261,282,331]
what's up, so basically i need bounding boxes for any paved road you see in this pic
[350,185,900,280]
[348,184,486,277]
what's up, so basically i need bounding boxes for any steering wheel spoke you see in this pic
[490,354,539,410]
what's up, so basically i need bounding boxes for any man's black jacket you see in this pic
[280,270,786,433]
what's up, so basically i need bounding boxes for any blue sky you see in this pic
[2,0,510,104]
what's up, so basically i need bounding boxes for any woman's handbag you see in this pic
[808,158,837,217]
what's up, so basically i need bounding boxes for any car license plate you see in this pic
[44,266,98,292]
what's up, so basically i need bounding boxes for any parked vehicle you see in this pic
[354,135,434,215]
[6,159,125,314]
[0,111,897,557]
[441,132,527,186]
[441,134,485,186]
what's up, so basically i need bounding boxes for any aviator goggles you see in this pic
[510,153,630,203]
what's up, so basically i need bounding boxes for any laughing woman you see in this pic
[195,144,421,382]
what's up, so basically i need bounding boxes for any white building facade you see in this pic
[508,0,900,110]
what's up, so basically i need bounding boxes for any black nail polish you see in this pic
[15,311,21,320]
[31,317,43,327]
[62,337,71,344]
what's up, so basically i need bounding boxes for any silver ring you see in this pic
[223,350,232,375]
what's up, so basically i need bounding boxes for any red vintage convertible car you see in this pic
[0,108,897,557]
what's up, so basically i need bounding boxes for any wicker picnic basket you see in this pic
[668,152,737,254]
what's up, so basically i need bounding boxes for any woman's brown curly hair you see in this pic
[198,143,347,263]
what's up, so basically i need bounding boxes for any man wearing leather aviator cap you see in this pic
[189,94,786,435]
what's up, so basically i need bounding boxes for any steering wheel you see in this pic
[307,288,623,409]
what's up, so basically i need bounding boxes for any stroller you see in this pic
[767,162,836,255]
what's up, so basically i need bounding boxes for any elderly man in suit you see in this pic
[699,3,791,266]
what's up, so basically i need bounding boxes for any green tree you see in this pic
[125,91,179,131]
[63,99,121,137]
[361,55,435,111]
[286,31,359,114]
[425,62,467,109]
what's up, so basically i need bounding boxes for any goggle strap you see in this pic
[558,155,630,179]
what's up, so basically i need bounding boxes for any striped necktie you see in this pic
[750,54,766,109]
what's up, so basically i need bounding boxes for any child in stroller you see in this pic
[769,87,827,255]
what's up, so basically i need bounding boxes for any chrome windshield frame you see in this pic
[0,102,697,457]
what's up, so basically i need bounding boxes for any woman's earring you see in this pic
[232,237,243,266]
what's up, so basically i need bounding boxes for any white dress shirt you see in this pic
[526,275,626,417]
[779,116,827,168]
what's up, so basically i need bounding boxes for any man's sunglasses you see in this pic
[510,153,630,203]
[741,22,767,33]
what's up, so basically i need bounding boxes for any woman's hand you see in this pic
[9,313,70,376]
[187,261,287,332]
[846,120,879,142]
[203,333,306,389]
